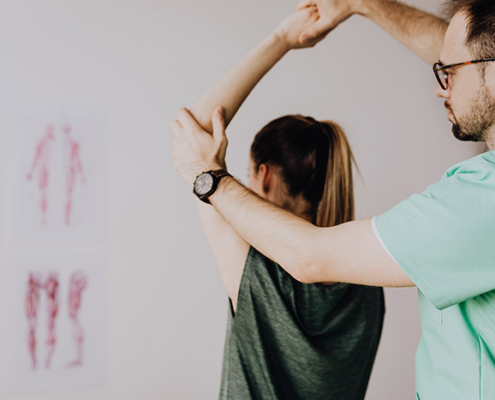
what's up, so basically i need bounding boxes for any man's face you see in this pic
[436,11,495,143]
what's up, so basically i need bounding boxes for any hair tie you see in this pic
[313,120,323,133]
[313,120,330,141]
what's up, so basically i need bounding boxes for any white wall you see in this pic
[0,0,484,399]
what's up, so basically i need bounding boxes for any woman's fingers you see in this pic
[296,0,314,11]
[300,17,331,43]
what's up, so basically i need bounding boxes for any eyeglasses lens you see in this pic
[440,70,448,90]
[433,63,448,90]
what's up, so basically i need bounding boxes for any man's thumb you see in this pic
[212,106,226,142]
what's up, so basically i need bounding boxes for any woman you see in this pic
[175,8,384,400]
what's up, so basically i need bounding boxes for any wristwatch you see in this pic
[193,169,232,204]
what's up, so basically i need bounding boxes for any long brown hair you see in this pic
[250,115,356,228]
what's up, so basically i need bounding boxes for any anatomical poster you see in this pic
[5,251,106,395]
[6,106,107,245]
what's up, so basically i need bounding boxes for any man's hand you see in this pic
[171,106,228,188]
[296,0,363,44]
[274,7,331,50]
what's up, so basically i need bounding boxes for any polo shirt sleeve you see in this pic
[373,166,495,310]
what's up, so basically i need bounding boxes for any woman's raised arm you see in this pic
[189,7,327,132]
[181,8,329,310]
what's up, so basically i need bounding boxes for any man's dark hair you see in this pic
[443,0,495,61]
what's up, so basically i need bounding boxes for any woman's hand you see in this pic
[274,7,330,50]
[171,106,228,188]
[296,0,362,44]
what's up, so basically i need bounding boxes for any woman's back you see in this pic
[220,247,385,400]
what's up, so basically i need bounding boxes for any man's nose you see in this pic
[435,84,450,99]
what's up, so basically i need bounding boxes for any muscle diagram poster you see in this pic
[6,106,107,245]
[5,251,106,395]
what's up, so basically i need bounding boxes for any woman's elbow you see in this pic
[282,251,322,284]
[297,263,323,284]
[278,228,326,284]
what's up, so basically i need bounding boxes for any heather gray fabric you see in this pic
[219,247,385,400]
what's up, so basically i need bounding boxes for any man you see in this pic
[171,0,495,398]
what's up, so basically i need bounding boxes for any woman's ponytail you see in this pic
[315,121,356,228]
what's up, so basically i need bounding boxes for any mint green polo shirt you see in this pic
[373,151,495,400]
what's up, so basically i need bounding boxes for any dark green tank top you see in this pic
[219,247,385,400]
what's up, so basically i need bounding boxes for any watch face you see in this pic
[194,173,214,196]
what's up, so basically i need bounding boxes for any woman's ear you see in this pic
[258,163,272,195]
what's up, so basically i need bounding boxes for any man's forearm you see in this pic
[209,176,319,283]
[360,0,448,64]
[208,175,415,287]
[190,34,290,133]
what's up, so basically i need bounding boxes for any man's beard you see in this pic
[446,85,495,142]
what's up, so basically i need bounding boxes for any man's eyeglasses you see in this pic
[433,57,495,90]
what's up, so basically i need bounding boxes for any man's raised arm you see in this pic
[298,0,448,64]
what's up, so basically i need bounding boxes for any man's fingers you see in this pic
[296,0,314,11]
[299,18,333,43]
[170,119,182,137]
[306,27,333,46]
[176,107,203,134]
[212,106,227,143]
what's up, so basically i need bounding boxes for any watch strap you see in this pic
[209,169,230,179]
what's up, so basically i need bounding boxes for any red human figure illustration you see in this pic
[67,271,88,368]
[26,124,55,225]
[44,272,59,369]
[25,273,43,369]
[63,125,86,226]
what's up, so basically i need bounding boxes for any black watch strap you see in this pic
[209,169,230,180]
